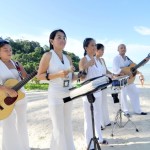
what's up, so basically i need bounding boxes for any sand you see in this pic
[0,85,150,150]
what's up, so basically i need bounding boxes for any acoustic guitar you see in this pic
[122,53,150,84]
[0,71,37,120]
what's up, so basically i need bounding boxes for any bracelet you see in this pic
[46,72,50,80]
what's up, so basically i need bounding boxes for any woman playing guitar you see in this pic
[0,39,30,150]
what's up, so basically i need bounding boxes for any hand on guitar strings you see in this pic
[5,86,18,97]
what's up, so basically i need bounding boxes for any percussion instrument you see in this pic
[69,75,111,100]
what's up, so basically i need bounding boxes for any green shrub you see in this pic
[25,83,48,90]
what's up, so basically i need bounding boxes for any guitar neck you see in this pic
[12,71,37,91]
[132,59,148,72]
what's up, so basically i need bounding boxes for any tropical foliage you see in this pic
[5,37,80,73]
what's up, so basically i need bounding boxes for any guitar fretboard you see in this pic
[12,71,37,91]
[132,59,148,72]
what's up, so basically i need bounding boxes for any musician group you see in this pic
[0,29,149,150]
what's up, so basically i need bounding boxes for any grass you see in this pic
[24,83,48,90]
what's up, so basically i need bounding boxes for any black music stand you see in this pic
[86,93,101,150]
[111,92,139,137]
[63,76,112,150]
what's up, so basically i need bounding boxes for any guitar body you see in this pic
[122,63,137,84]
[0,79,25,120]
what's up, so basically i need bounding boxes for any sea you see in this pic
[108,64,150,85]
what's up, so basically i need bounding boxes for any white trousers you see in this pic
[49,101,75,150]
[2,98,30,150]
[100,89,110,127]
[120,83,142,114]
[83,92,103,149]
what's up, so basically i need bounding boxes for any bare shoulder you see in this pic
[43,51,52,60]
[66,54,72,62]
[80,56,87,63]
[39,51,52,68]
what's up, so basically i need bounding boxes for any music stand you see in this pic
[63,76,112,150]
[111,86,139,137]
[86,93,101,150]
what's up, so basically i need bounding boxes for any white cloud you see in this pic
[134,26,150,35]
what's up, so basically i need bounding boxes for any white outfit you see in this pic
[47,50,75,150]
[112,55,142,114]
[82,55,104,149]
[95,58,110,127]
[0,60,30,150]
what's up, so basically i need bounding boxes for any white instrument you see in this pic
[69,76,111,99]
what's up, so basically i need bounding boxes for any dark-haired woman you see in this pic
[37,29,75,150]
[95,43,111,129]
[0,39,30,150]
[79,38,108,149]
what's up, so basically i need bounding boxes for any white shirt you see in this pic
[112,55,132,74]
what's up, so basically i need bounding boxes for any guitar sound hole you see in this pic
[0,105,4,110]
[130,68,137,77]
[4,96,18,105]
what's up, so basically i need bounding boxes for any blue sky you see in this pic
[0,0,150,66]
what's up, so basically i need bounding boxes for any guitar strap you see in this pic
[126,56,133,63]
[14,61,23,80]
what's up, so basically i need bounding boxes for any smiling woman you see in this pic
[37,29,77,150]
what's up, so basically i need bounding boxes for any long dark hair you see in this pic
[49,29,66,50]
[83,38,94,56]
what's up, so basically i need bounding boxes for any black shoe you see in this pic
[106,123,111,126]
[124,113,131,118]
[99,139,108,145]
[140,112,147,115]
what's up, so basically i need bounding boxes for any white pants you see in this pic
[120,83,142,114]
[100,89,110,127]
[2,98,30,150]
[49,101,75,150]
[83,92,103,149]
